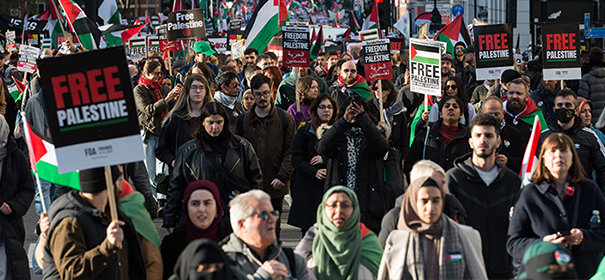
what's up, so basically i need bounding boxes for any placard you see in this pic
[409,38,441,96]
[208,37,228,54]
[128,37,147,62]
[37,46,144,173]
[474,24,514,80]
[363,39,392,81]
[17,45,40,73]
[6,31,17,52]
[541,23,582,80]
[282,26,310,67]
[231,39,245,59]
[167,9,206,41]
[389,37,405,55]
[147,36,161,55]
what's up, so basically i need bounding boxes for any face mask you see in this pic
[189,270,228,280]
[554,108,575,123]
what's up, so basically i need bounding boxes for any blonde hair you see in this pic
[410,160,446,182]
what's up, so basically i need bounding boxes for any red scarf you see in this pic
[182,180,224,243]
[138,76,168,120]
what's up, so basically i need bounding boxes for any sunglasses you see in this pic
[250,210,279,221]
[343,69,357,73]
[446,85,457,90]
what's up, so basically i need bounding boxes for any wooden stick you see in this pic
[295,67,300,111]
[378,79,384,123]
[167,51,172,77]
[424,93,428,113]
[561,80,564,90]
[104,166,119,222]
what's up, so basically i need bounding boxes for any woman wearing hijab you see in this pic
[378,176,486,280]
[169,239,246,280]
[161,180,232,280]
[294,186,383,280]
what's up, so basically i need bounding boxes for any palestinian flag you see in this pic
[337,75,372,100]
[45,0,64,49]
[58,0,102,50]
[98,0,122,46]
[22,114,80,190]
[434,15,472,58]
[173,0,185,11]
[410,41,440,65]
[349,11,360,33]
[415,12,431,29]
[520,115,541,185]
[310,25,323,60]
[9,77,25,101]
[243,0,287,53]
[342,27,351,39]
[121,22,148,44]
[362,0,379,31]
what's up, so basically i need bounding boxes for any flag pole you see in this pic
[103,165,122,249]
[295,67,300,111]
[378,79,384,123]
[21,112,47,213]
[50,0,68,36]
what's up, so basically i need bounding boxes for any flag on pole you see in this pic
[393,8,409,39]
[98,0,123,46]
[310,25,323,59]
[342,27,351,39]
[22,115,80,190]
[58,0,103,50]
[434,15,472,58]
[9,77,26,101]
[121,22,148,43]
[520,115,541,186]
[45,0,65,49]
[173,0,185,12]
[362,0,379,31]
[243,0,287,53]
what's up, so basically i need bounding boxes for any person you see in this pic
[263,66,283,99]
[256,54,273,69]
[287,94,338,234]
[578,47,605,124]
[452,42,466,74]
[221,190,309,279]
[134,59,182,200]
[242,89,255,111]
[287,76,320,128]
[276,68,329,110]
[161,180,232,280]
[404,96,472,174]
[378,176,487,280]
[479,96,525,173]
[520,241,578,280]
[457,44,479,97]
[503,78,547,144]
[328,61,373,114]
[530,78,564,123]
[214,70,245,121]
[237,48,259,81]
[440,53,454,84]
[163,102,262,230]
[537,89,605,193]
[238,65,263,102]
[488,69,522,99]
[577,97,605,145]
[294,186,383,280]
[187,62,217,91]
[424,76,475,126]
[0,114,34,280]
[178,41,219,83]
[236,74,295,237]
[446,113,522,279]
[507,133,605,279]
[316,50,339,80]
[43,167,147,279]
[168,239,247,280]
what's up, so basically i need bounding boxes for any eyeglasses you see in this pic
[191,85,206,91]
[231,82,239,88]
[250,210,279,221]
[446,85,457,90]
[342,69,357,73]
[253,90,271,98]
[318,105,333,110]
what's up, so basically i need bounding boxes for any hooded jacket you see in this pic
[578,65,605,124]
[503,97,547,144]
[446,155,521,279]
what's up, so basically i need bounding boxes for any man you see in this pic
[237,48,259,82]
[215,70,245,120]
[457,44,478,97]
[452,41,466,74]
[480,96,525,173]
[178,41,219,83]
[317,50,339,80]
[329,61,373,114]
[256,54,273,70]
[447,113,521,279]
[43,167,146,279]
[237,65,263,102]
[537,89,605,192]
[275,67,329,110]
[531,78,564,123]
[222,190,308,279]
[236,75,295,237]
[315,52,327,71]
[503,78,547,144]
[441,53,454,84]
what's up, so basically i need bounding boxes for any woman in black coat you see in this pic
[287,93,338,235]
[0,115,34,279]
[507,133,605,279]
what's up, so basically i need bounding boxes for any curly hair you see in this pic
[297,76,318,104]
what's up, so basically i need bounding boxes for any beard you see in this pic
[475,145,496,158]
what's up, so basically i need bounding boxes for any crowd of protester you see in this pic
[5,36,605,279]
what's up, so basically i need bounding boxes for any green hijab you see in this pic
[312,186,383,280]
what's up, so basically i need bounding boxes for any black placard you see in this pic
[167,9,206,41]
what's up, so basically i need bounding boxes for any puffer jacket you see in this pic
[163,136,263,228]
[578,65,605,124]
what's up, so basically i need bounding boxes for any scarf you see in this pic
[172,239,234,280]
[118,182,161,250]
[138,76,169,120]
[374,99,405,127]
[345,127,363,191]
[337,74,372,100]
[214,90,237,110]
[312,186,383,280]
[182,180,224,242]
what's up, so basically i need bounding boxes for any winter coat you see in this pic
[287,123,326,230]
[163,136,263,228]
[446,155,521,279]
[236,105,295,198]
[578,65,605,124]
[503,98,547,144]
[404,120,471,175]
[498,123,525,174]
[0,136,34,280]
[275,72,329,110]
[470,81,492,111]
[133,83,172,137]
[315,113,390,233]
[507,180,605,279]
[457,65,478,98]
[530,80,563,124]
[156,109,196,170]
[538,117,605,193]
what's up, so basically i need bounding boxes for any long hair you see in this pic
[163,74,213,126]
[187,62,215,82]
[194,102,234,146]
[531,133,586,185]
[371,79,398,105]
[297,76,317,105]
[445,76,467,104]
[309,93,338,129]
[263,66,282,98]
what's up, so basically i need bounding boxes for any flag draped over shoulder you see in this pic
[98,0,123,46]
[434,15,472,57]
[58,0,102,50]
[243,0,287,53]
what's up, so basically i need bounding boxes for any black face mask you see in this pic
[188,270,228,280]
[554,108,575,123]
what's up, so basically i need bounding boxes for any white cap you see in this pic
[593,210,600,215]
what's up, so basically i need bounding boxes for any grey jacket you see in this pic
[578,66,605,124]
[221,233,310,280]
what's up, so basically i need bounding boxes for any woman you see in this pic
[425,76,474,126]
[188,62,216,92]
[507,133,605,279]
[378,176,487,280]
[168,239,246,280]
[577,97,605,145]
[242,89,255,111]
[134,60,182,199]
[288,94,338,234]
[162,180,232,280]
[263,66,283,99]
[156,74,213,171]
[294,186,383,280]
[287,76,320,128]
[163,102,262,230]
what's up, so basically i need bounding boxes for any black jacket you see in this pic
[538,117,605,193]
[499,122,525,174]
[404,120,471,175]
[1,136,34,280]
[507,180,605,279]
[530,81,562,124]
[446,155,521,279]
[156,109,195,170]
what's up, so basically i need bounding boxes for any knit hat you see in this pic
[172,56,187,69]
[461,44,475,53]
[520,241,578,279]
[194,41,216,56]
[441,54,453,63]
[501,69,522,84]
[454,41,467,49]
[78,166,122,193]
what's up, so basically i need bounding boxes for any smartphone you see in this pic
[556,231,571,237]
[350,94,363,105]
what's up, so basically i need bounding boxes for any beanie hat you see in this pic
[454,41,467,49]
[172,56,187,69]
[520,241,577,279]
[441,54,453,63]
[79,166,122,193]
[501,69,522,84]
